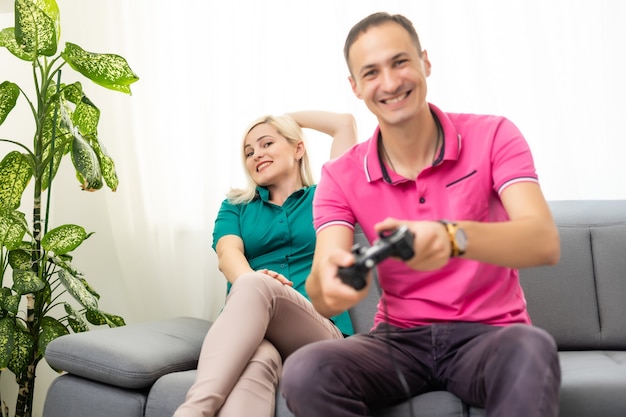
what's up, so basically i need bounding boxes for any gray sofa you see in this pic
[43,200,626,417]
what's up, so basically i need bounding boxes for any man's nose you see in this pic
[381,69,402,93]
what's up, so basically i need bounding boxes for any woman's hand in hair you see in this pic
[287,111,357,159]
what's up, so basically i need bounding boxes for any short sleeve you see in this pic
[313,160,356,233]
[491,117,538,194]
[211,199,242,252]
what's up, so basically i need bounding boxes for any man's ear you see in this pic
[422,49,432,77]
[348,75,362,99]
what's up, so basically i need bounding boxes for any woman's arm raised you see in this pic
[287,111,357,159]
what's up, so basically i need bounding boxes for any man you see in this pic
[280,11,561,417]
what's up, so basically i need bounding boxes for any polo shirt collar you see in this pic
[430,103,461,164]
[364,126,386,183]
[256,186,271,201]
[254,185,307,202]
[363,103,462,184]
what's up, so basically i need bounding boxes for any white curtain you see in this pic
[4,0,626,324]
[2,0,625,327]
[2,1,625,414]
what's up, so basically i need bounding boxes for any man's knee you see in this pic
[498,325,560,375]
[282,342,337,399]
[502,325,557,355]
[282,344,320,389]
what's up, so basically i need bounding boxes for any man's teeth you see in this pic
[386,95,404,104]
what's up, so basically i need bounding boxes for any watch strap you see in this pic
[438,220,462,257]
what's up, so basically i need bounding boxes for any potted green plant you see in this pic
[0,1,138,416]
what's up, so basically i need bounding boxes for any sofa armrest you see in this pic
[44,316,211,389]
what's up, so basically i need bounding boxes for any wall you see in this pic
[1,1,625,415]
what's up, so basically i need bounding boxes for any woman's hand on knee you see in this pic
[258,269,293,286]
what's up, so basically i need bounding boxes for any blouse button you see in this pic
[419,197,426,204]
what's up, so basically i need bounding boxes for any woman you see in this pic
[173,111,357,417]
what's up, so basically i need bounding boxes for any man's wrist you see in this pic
[438,220,468,257]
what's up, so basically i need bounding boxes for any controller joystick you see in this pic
[337,226,415,290]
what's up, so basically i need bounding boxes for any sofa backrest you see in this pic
[349,200,626,350]
[520,200,626,350]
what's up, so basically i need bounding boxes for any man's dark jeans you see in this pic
[281,322,560,417]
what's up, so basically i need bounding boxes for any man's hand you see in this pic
[318,248,371,312]
[374,217,450,271]
[306,226,369,317]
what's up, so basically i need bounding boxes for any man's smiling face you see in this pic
[348,21,431,129]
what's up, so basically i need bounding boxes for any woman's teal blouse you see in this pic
[212,185,354,336]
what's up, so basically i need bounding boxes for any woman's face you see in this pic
[243,123,303,187]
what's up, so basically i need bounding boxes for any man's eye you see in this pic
[394,59,408,67]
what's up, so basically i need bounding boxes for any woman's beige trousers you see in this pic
[173,272,343,417]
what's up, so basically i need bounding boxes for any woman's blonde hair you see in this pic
[226,114,315,205]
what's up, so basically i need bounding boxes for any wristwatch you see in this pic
[438,220,467,257]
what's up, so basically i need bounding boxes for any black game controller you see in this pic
[337,226,415,290]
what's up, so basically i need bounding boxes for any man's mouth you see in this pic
[382,91,410,105]
[257,161,272,172]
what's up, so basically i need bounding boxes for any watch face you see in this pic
[455,228,468,252]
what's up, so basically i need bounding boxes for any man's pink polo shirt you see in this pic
[314,103,539,329]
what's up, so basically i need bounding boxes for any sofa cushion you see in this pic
[43,374,148,417]
[558,351,626,417]
[145,370,195,417]
[45,317,211,389]
[372,391,481,417]
[277,385,477,417]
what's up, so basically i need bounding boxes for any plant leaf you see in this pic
[15,0,60,57]
[40,82,72,190]
[0,287,20,316]
[0,81,19,125]
[8,327,34,377]
[0,151,33,211]
[85,310,125,327]
[8,247,32,270]
[0,317,16,369]
[12,268,45,295]
[57,269,98,310]
[88,135,118,191]
[38,316,69,357]
[61,81,83,104]
[71,132,103,191]
[72,95,100,135]
[61,42,139,94]
[70,95,118,191]
[41,224,88,254]
[103,312,125,327]
[78,276,100,300]
[0,210,28,250]
[63,303,88,333]
[84,309,106,326]
[0,27,36,61]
